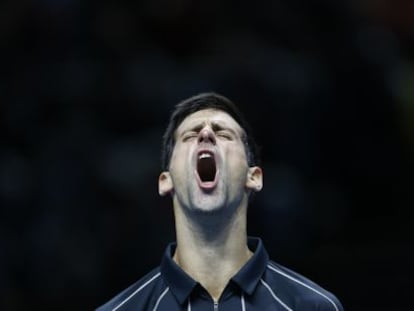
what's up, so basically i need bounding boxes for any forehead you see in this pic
[175,108,244,135]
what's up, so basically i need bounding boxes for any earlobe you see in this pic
[246,166,263,192]
[159,172,173,196]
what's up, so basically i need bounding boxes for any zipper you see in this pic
[213,301,219,311]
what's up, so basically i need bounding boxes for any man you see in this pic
[96,93,344,311]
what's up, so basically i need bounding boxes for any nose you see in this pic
[198,126,216,145]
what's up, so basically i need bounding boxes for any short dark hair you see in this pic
[161,92,260,170]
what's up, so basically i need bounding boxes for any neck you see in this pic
[172,197,252,302]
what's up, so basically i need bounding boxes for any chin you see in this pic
[190,198,226,215]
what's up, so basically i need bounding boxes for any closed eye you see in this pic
[216,130,233,140]
[182,132,198,141]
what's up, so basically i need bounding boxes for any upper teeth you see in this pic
[199,153,212,159]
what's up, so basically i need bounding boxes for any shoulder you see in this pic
[95,267,165,311]
[262,260,344,311]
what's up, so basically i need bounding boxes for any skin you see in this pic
[158,108,263,302]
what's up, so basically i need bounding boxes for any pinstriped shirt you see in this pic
[96,237,344,311]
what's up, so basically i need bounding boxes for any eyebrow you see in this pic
[211,122,238,136]
[179,121,240,137]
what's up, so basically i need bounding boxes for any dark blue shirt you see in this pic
[96,237,344,311]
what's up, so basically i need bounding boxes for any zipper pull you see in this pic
[213,301,218,311]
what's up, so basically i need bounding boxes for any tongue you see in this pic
[197,157,216,182]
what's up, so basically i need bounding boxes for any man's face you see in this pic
[159,108,262,214]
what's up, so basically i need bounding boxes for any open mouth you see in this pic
[197,152,216,181]
[196,151,218,190]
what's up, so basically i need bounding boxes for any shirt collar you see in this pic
[160,237,269,304]
[231,237,269,295]
[160,242,197,305]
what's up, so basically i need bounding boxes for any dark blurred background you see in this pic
[1,0,413,310]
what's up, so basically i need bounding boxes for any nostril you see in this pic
[199,129,215,143]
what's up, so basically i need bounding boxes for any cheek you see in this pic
[169,145,192,179]
[170,145,185,167]
[228,145,249,166]
[226,148,249,177]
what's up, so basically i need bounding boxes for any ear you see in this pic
[158,171,173,196]
[246,166,263,192]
